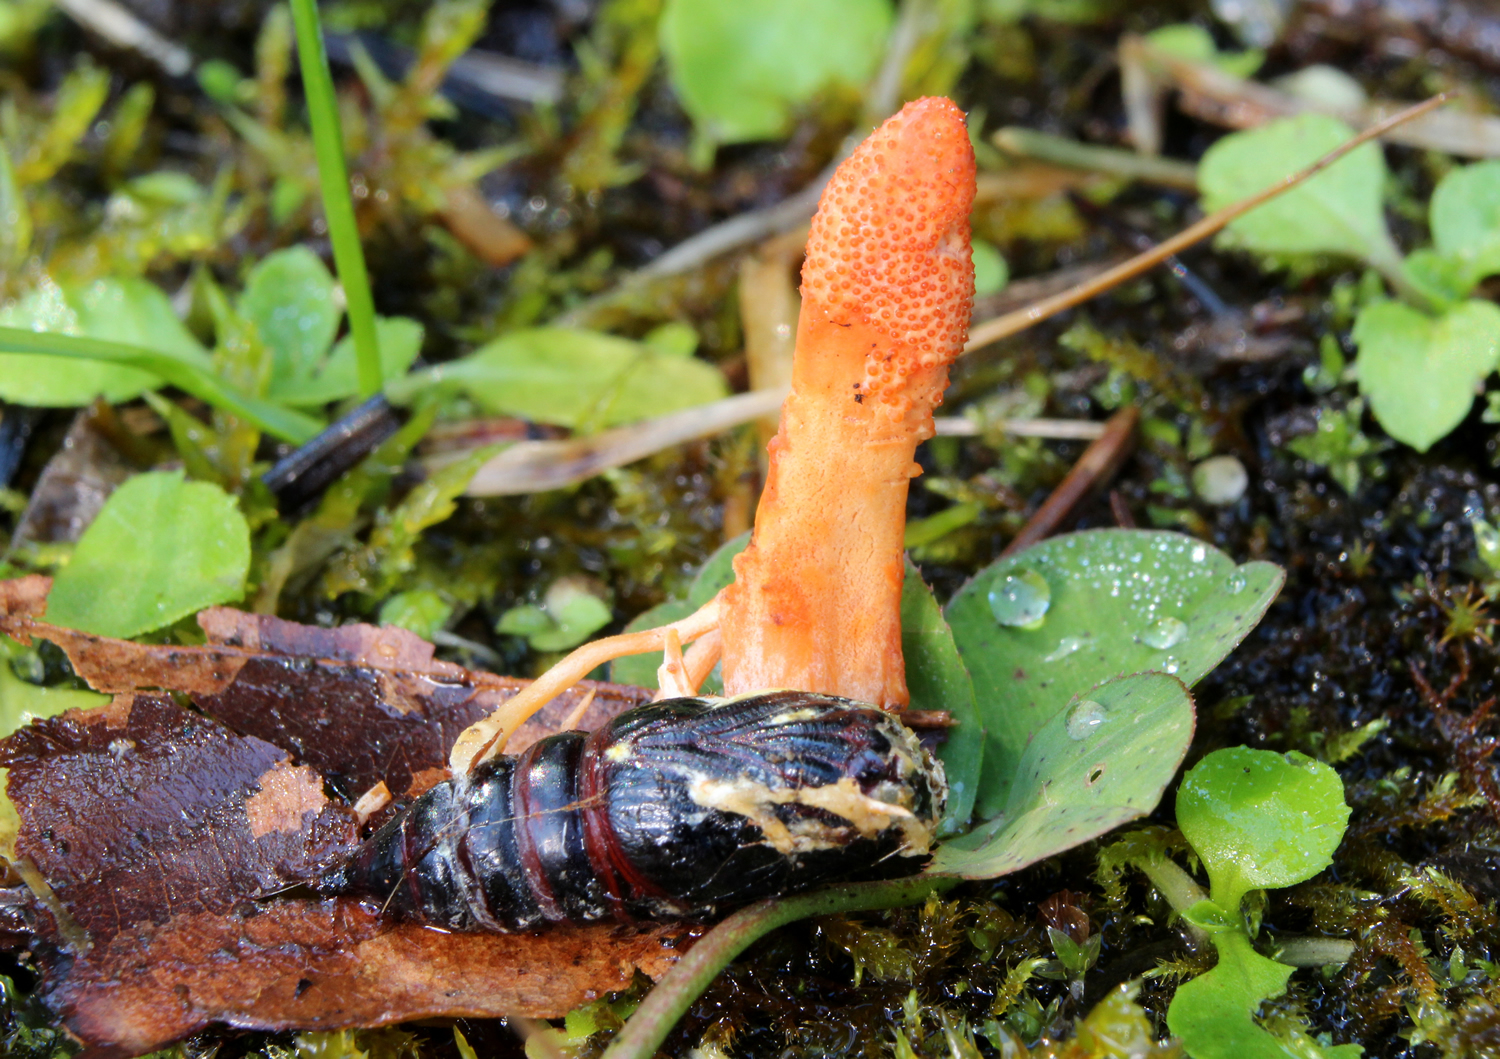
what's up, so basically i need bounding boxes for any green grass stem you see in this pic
[0,327,322,443]
[288,0,383,398]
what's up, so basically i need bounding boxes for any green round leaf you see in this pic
[1431,160,1500,293]
[1199,113,1399,273]
[46,471,250,639]
[945,530,1282,817]
[900,561,981,836]
[1177,746,1350,912]
[931,671,1194,879]
[240,246,340,388]
[1355,299,1500,452]
[1167,931,1297,1059]
[414,327,729,429]
[660,0,892,149]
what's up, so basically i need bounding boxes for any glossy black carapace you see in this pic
[320,691,946,931]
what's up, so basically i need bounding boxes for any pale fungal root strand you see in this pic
[682,628,722,693]
[655,629,692,700]
[449,594,723,773]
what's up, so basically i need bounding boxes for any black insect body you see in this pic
[321,691,947,932]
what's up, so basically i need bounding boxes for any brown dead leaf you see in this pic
[0,583,691,1056]
[0,584,653,799]
[1,694,357,944]
[50,902,689,1059]
[0,574,49,619]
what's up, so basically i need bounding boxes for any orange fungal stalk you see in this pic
[718,96,976,708]
[451,97,974,771]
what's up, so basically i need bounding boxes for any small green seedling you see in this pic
[497,578,614,653]
[1200,117,1500,455]
[1167,746,1355,1059]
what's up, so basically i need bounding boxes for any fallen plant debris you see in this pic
[0,585,687,1056]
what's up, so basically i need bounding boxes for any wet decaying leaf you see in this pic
[0,581,652,799]
[0,580,687,1057]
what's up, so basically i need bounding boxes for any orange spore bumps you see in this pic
[719,97,976,709]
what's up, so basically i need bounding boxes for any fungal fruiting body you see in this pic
[718,97,977,708]
[447,97,976,774]
[326,692,945,931]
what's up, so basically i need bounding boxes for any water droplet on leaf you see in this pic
[1226,570,1248,594]
[1066,700,1108,740]
[1043,635,1086,662]
[989,569,1051,629]
[1140,616,1188,649]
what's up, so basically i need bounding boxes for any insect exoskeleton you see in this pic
[319,691,947,932]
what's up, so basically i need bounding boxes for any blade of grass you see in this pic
[601,875,960,1059]
[288,0,382,398]
[0,326,322,443]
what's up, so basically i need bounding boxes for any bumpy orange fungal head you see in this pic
[800,96,975,406]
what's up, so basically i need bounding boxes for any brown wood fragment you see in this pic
[1002,407,1140,557]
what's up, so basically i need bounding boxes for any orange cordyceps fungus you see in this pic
[718,96,976,708]
[450,97,975,772]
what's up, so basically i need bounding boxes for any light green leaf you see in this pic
[378,590,453,641]
[0,277,210,406]
[930,671,1193,878]
[1354,298,1500,452]
[971,240,1008,297]
[1400,248,1470,309]
[946,530,1282,817]
[46,470,251,638]
[1198,114,1400,276]
[1145,23,1263,78]
[660,0,893,149]
[687,531,750,607]
[900,561,982,836]
[1167,931,1297,1059]
[1177,746,1350,913]
[240,246,341,386]
[271,316,423,407]
[0,637,106,737]
[498,578,613,653]
[400,327,729,429]
[610,532,749,690]
[1430,160,1500,293]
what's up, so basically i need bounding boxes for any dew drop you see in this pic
[1140,616,1188,649]
[1226,570,1248,594]
[1066,700,1108,740]
[1043,635,1086,663]
[989,569,1051,629]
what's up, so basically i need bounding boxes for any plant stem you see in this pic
[991,127,1199,190]
[1270,936,1356,967]
[288,0,383,398]
[1136,855,1211,946]
[602,875,962,1059]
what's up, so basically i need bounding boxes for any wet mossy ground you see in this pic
[6,0,1500,1056]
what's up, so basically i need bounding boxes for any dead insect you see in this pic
[319,691,946,931]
